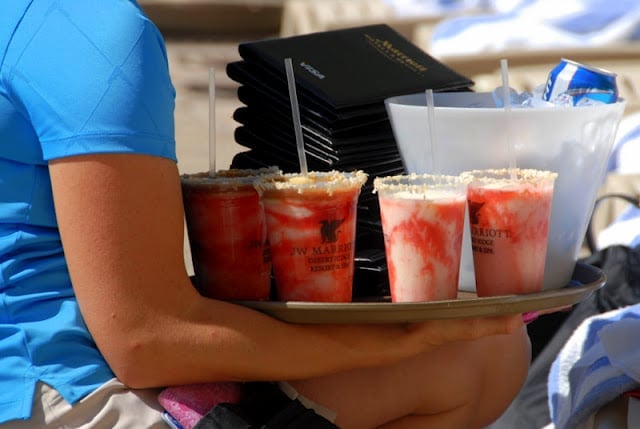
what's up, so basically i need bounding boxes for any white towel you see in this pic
[430,0,640,57]
[548,304,640,429]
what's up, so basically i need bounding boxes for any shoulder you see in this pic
[5,0,166,70]
[4,0,175,160]
[5,0,172,109]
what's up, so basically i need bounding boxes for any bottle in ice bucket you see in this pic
[543,58,618,106]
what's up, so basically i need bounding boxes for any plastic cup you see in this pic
[181,167,281,301]
[385,92,626,290]
[254,170,368,302]
[374,174,467,302]
[461,168,558,297]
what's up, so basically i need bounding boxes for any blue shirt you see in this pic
[0,0,176,423]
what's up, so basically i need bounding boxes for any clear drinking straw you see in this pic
[425,89,439,175]
[500,59,517,178]
[208,67,216,176]
[284,57,308,175]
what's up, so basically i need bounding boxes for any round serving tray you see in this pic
[235,262,605,324]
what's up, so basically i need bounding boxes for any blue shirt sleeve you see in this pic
[6,0,177,161]
[0,2,176,423]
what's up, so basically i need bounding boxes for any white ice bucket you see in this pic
[385,92,626,291]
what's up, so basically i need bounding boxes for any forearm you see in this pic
[93,275,521,390]
[50,154,521,389]
[98,279,416,388]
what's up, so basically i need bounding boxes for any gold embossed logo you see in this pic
[364,34,428,75]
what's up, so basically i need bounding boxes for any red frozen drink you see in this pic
[462,168,557,297]
[181,168,280,301]
[375,174,467,302]
[254,171,367,302]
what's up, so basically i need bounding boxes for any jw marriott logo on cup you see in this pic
[320,218,345,243]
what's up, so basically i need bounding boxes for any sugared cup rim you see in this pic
[373,173,467,194]
[181,166,282,187]
[254,170,368,195]
[459,168,558,185]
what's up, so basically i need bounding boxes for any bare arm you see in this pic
[49,153,522,389]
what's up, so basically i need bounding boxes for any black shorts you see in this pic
[194,382,340,429]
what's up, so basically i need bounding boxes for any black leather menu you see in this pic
[236,24,473,110]
[226,25,475,298]
[227,60,388,123]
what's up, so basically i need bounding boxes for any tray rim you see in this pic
[234,262,606,324]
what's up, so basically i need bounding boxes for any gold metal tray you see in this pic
[235,263,605,324]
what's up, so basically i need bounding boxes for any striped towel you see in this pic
[548,304,640,429]
[430,0,640,57]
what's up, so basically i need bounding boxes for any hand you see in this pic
[402,314,524,351]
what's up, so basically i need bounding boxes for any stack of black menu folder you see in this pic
[226,24,474,297]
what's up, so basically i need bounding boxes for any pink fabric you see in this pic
[158,382,243,429]
[626,390,640,398]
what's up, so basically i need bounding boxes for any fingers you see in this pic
[406,314,524,349]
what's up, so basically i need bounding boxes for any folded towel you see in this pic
[548,304,640,429]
